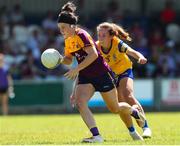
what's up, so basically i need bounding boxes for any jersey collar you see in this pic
[101,39,113,54]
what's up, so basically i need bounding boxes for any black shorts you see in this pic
[0,87,8,94]
[78,71,116,92]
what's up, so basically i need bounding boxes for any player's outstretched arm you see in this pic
[126,47,147,64]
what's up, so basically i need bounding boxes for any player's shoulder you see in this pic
[113,36,121,44]
[76,28,89,38]
[76,28,94,46]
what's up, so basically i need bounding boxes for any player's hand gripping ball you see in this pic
[41,48,63,69]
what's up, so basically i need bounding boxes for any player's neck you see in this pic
[102,40,112,51]
[71,29,76,36]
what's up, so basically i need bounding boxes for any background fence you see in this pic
[7,78,180,114]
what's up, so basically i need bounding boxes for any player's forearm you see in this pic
[132,51,144,60]
[60,56,73,65]
[77,51,98,71]
[127,47,145,60]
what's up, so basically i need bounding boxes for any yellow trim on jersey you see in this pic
[97,36,132,75]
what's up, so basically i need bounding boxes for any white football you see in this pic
[41,48,61,69]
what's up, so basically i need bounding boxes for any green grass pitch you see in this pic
[0,112,180,145]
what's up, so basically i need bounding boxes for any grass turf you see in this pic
[0,112,180,145]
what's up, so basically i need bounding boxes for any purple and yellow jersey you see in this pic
[96,36,132,75]
[64,28,110,78]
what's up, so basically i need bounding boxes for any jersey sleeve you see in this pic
[77,32,93,48]
[118,40,129,53]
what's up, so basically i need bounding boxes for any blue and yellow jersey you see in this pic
[64,28,110,78]
[96,36,132,75]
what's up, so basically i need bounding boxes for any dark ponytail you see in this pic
[61,2,76,13]
[57,2,78,25]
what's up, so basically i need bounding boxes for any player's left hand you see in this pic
[64,68,79,80]
[137,57,147,64]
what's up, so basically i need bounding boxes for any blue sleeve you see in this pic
[118,40,128,53]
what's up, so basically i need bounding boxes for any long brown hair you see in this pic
[97,22,132,42]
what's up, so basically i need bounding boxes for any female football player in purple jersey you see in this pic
[57,2,145,142]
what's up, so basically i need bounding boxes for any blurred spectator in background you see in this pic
[148,28,165,48]
[130,22,149,77]
[160,0,176,25]
[166,23,180,43]
[10,4,24,24]
[105,0,122,23]
[0,6,9,24]
[0,53,14,115]
[0,17,10,42]
[27,27,41,60]
[12,20,28,53]
[42,11,57,31]
[20,50,40,80]
[146,28,165,77]
[156,42,176,77]
[131,22,149,58]
[0,1,179,80]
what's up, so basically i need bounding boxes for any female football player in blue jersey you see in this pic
[57,2,145,142]
[96,22,152,138]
